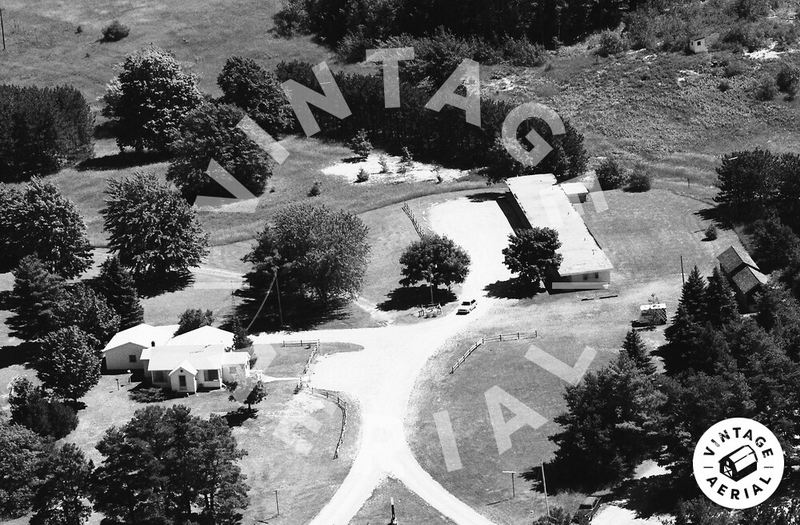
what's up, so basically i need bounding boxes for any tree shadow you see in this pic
[234,294,357,333]
[0,343,36,369]
[467,191,505,203]
[224,407,258,427]
[136,271,194,298]
[521,458,604,495]
[608,475,685,518]
[377,286,456,311]
[77,150,170,171]
[484,278,539,299]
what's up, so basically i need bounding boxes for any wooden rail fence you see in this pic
[449,331,538,374]
[309,387,349,460]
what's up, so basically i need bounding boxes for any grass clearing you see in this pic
[406,188,748,523]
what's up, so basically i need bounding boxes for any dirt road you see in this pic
[254,196,514,524]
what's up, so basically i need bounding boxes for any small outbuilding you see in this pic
[561,182,590,204]
[689,36,708,53]
[717,245,769,312]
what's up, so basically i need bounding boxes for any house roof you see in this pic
[143,344,249,372]
[170,361,198,376]
[506,175,614,276]
[731,266,769,295]
[717,245,759,275]
[103,323,179,354]
[166,326,234,347]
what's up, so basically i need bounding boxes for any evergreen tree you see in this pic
[706,266,740,328]
[31,444,93,525]
[8,256,65,341]
[679,266,708,321]
[622,330,656,374]
[94,256,144,330]
[550,353,666,486]
[230,317,253,350]
[36,327,101,402]
[175,308,214,336]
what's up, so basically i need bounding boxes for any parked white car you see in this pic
[457,299,477,314]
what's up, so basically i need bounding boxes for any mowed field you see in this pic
[0,342,363,525]
[406,188,745,524]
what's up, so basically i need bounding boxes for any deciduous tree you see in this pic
[0,179,92,277]
[0,421,50,519]
[167,102,274,200]
[399,234,470,295]
[102,46,203,152]
[175,308,214,336]
[31,444,93,525]
[502,228,562,290]
[102,172,209,289]
[36,327,101,402]
[54,283,120,347]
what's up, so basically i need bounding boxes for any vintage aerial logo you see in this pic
[693,418,784,509]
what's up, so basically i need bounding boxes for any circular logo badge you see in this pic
[693,418,784,509]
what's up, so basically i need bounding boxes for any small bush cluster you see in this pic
[723,60,746,78]
[596,157,627,190]
[627,167,652,192]
[356,168,370,183]
[129,386,170,403]
[776,61,800,99]
[596,30,628,57]
[755,75,778,101]
[348,129,373,160]
[705,224,718,240]
[102,20,130,42]
[308,181,322,197]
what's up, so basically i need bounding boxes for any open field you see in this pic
[406,187,748,523]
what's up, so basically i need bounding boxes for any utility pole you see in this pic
[502,470,517,498]
[275,490,280,516]
[1,9,6,51]
[389,497,398,524]
[680,255,685,285]
[274,269,284,328]
[541,461,550,519]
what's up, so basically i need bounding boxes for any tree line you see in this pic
[0,85,94,182]
[1,405,249,525]
[546,265,800,517]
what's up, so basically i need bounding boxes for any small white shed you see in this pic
[561,182,590,204]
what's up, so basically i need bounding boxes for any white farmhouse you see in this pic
[102,323,179,371]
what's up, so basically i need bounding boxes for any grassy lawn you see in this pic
[351,477,455,524]
[406,188,747,524]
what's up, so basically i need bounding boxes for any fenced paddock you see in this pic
[308,387,349,460]
[449,331,538,374]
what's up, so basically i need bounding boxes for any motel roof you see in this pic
[103,323,180,354]
[506,175,614,277]
[141,344,249,372]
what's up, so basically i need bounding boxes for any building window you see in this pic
[179,376,187,388]
[594,272,599,279]
[205,369,219,382]
[128,354,137,363]
[583,274,588,280]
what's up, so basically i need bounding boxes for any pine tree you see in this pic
[8,256,66,341]
[31,444,93,525]
[679,266,708,321]
[622,330,656,374]
[94,256,144,330]
[706,266,740,327]
[230,317,253,350]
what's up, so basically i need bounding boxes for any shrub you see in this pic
[129,386,170,403]
[378,155,390,173]
[596,157,627,190]
[734,0,770,20]
[273,0,310,37]
[500,36,547,66]
[718,80,731,92]
[596,30,628,57]
[723,22,766,52]
[705,224,718,240]
[398,146,414,174]
[175,308,214,336]
[308,181,321,197]
[101,20,130,42]
[777,62,800,98]
[348,129,373,160]
[755,75,778,101]
[356,169,370,183]
[723,60,746,78]
[627,168,652,192]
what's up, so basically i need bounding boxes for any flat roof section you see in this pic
[506,175,614,277]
